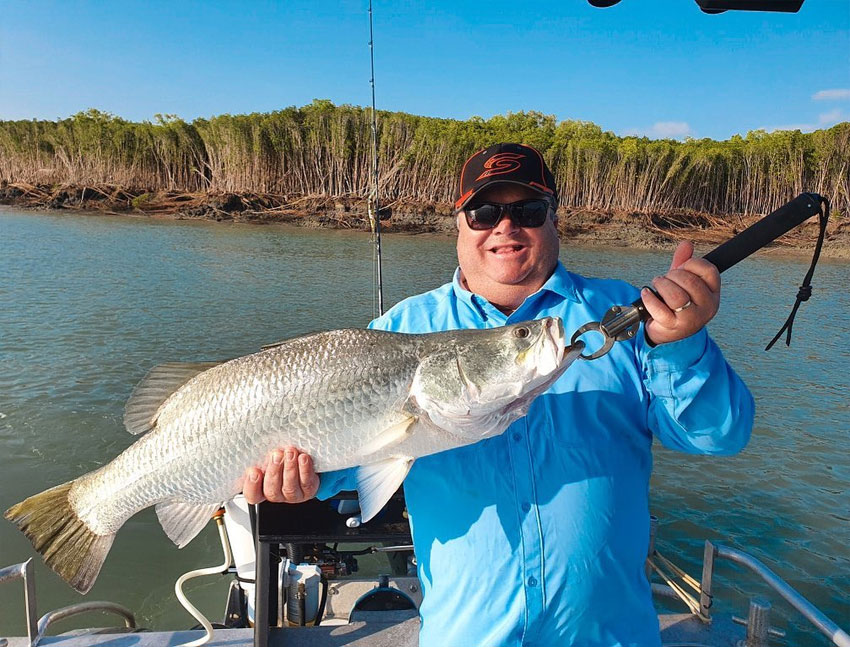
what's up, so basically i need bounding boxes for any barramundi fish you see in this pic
[6,318,581,594]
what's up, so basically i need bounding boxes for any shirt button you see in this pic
[512,432,522,442]
[521,502,531,512]
[527,576,538,587]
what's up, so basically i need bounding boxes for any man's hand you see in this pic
[242,447,320,505]
[642,241,721,345]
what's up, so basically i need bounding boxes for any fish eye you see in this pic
[513,327,530,339]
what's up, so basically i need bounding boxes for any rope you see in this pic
[766,197,830,350]
[654,550,701,593]
[648,551,703,616]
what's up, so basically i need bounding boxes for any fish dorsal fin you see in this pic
[355,457,414,523]
[124,362,221,435]
[260,329,323,351]
[260,328,361,351]
[155,500,221,548]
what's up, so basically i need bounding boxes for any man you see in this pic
[243,143,753,646]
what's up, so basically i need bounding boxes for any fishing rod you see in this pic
[368,0,384,317]
[573,192,831,359]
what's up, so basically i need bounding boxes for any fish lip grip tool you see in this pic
[572,192,829,361]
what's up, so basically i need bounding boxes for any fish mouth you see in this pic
[533,317,566,378]
[550,318,586,375]
[546,317,566,366]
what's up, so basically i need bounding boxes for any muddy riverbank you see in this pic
[2,182,847,258]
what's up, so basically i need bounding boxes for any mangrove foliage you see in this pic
[0,101,847,216]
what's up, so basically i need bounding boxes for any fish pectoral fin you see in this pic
[455,354,480,403]
[357,416,416,457]
[124,362,222,435]
[155,500,222,548]
[354,457,414,523]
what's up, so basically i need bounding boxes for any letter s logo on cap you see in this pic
[475,153,525,181]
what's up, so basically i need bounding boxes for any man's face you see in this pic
[456,183,560,300]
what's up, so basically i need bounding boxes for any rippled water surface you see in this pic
[0,209,847,643]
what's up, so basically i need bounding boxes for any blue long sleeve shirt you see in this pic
[319,261,753,647]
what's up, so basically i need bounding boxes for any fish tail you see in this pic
[4,481,115,594]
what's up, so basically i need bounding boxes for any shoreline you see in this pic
[3,183,847,259]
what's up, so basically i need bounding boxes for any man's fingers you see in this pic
[282,448,305,501]
[679,258,721,294]
[660,269,709,303]
[298,454,320,498]
[643,242,722,346]
[263,450,286,503]
[243,467,264,505]
[641,286,677,329]
[669,240,694,271]
[244,448,317,505]
[652,275,692,310]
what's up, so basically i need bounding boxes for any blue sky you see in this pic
[1,0,848,141]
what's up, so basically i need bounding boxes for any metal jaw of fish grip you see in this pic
[571,297,653,360]
[572,192,828,361]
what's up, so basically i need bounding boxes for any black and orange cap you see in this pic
[454,143,558,211]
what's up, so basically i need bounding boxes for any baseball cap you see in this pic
[454,143,559,211]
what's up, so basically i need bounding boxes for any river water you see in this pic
[0,208,847,643]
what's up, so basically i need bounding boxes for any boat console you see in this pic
[243,489,417,646]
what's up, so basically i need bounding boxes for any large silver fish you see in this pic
[5,318,581,594]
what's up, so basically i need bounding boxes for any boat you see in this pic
[2,489,849,647]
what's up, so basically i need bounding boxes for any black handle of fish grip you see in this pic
[702,192,824,273]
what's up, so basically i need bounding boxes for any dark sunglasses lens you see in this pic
[464,199,551,230]
[466,204,502,230]
[515,200,549,227]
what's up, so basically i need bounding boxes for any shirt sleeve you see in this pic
[316,468,357,501]
[638,327,754,455]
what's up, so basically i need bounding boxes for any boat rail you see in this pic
[699,540,850,647]
[0,559,136,647]
[0,560,36,645]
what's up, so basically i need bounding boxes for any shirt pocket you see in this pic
[534,374,648,451]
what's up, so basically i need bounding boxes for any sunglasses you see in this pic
[462,199,553,231]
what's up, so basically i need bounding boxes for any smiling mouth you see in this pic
[489,245,525,255]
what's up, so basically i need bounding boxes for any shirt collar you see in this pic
[451,261,580,308]
[539,261,581,303]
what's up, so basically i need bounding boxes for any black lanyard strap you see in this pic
[765,196,830,350]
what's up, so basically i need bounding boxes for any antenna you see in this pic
[368,0,384,317]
